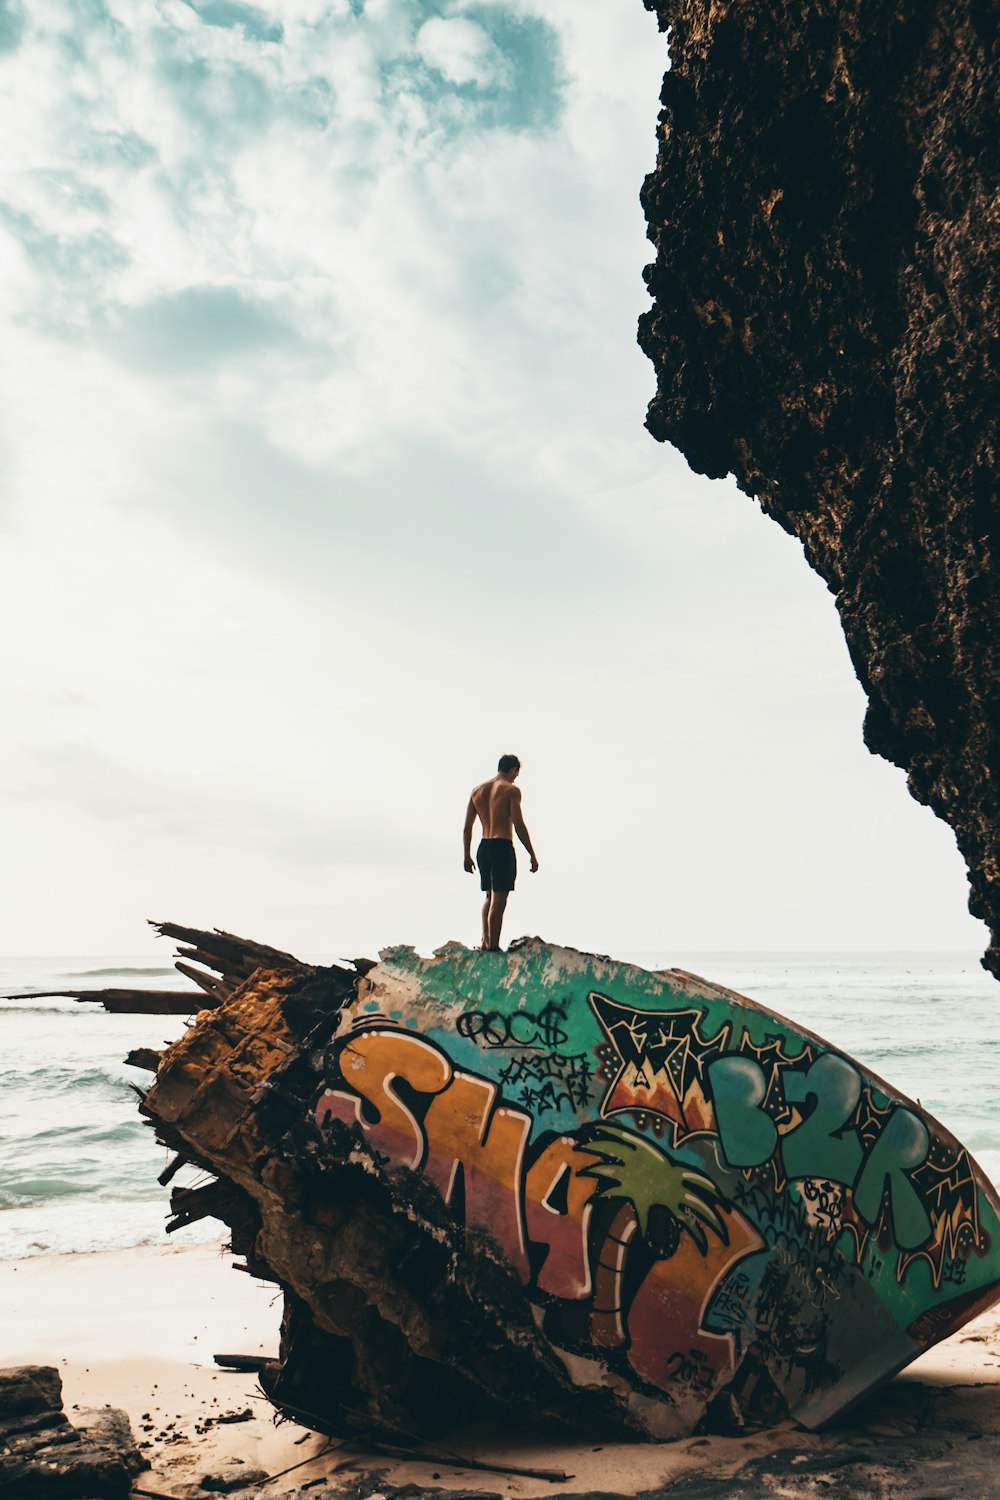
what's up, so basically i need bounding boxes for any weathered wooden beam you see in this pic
[125,1047,162,1072]
[174,959,234,1000]
[151,920,307,985]
[166,1177,260,1238]
[157,1153,187,1186]
[213,1354,271,1372]
[1,920,357,1018]
[10,989,209,1014]
[93,990,211,1013]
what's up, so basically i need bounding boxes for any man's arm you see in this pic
[463,797,477,873]
[511,787,539,873]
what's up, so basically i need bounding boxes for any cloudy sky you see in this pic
[0,0,985,962]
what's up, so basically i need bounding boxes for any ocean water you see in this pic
[1,950,997,1261]
[0,957,225,1261]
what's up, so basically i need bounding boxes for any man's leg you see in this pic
[487,890,509,951]
[481,894,491,951]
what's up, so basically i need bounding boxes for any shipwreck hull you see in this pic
[83,926,1000,1440]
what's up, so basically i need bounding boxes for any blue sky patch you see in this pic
[0,201,129,288]
[391,5,564,137]
[158,55,273,140]
[108,286,306,375]
[186,0,284,45]
[283,75,336,131]
[81,129,158,171]
[0,0,24,53]
[465,6,564,131]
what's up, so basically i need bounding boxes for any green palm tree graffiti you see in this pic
[545,1123,730,1351]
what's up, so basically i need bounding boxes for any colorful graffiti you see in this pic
[312,942,1000,1430]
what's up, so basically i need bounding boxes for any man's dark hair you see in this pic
[498,754,521,774]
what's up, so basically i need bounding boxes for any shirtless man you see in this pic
[463,754,539,951]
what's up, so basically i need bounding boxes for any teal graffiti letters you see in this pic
[853,1107,932,1250]
[708,1051,932,1251]
[781,1054,864,1184]
[709,1056,778,1169]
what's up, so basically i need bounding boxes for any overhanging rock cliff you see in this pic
[73,923,1000,1444]
[638,1,999,977]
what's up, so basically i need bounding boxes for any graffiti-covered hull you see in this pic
[315,940,1000,1432]
[74,923,1000,1440]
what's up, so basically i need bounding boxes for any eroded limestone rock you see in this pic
[638,0,999,977]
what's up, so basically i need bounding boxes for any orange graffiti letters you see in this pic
[316,1028,531,1275]
[316,1029,452,1168]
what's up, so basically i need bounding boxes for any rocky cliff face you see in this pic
[638,0,999,977]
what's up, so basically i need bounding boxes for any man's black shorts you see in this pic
[478,838,517,893]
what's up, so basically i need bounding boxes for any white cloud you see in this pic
[416,17,508,88]
[0,0,986,963]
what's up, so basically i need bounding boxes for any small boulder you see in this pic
[0,1366,148,1498]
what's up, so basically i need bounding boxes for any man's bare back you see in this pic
[463,755,538,951]
[470,776,519,838]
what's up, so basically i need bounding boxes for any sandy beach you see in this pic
[1,1242,330,1495]
[3,1241,1000,1498]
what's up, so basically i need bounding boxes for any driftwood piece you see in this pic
[157,1152,187,1185]
[5,925,338,1016]
[8,990,208,1014]
[125,1047,162,1072]
[174,959,233,1001]
[166,1178,258,1236]
[152,920,308,986]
